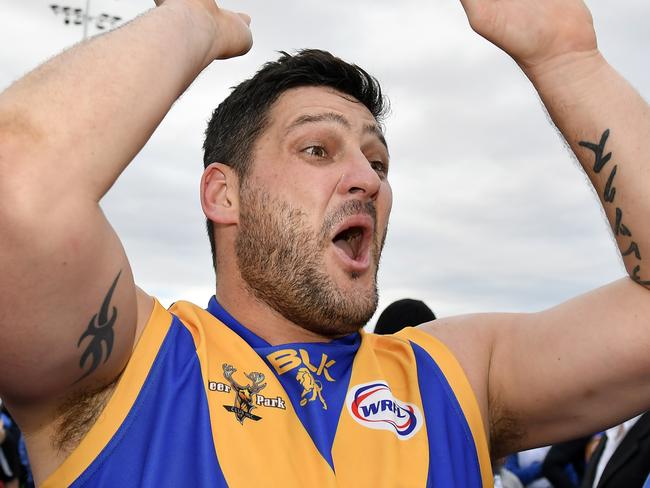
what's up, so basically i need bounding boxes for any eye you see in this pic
[303,145,328,158]
[370,160,388,177]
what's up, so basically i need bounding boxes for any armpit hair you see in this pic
[488,390,526,460]
[53,376,120,454]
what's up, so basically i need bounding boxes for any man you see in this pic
[580,413,650,488]
[1,0,649,486]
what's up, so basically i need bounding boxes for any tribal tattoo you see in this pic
[76,271,121,382]
[579,130,650,286]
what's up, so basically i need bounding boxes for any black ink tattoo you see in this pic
[614,208,632,237]
[603,165,617,203]
[76,271,121,382]
[633,266,650,286]
[580,130,649,285]
[579,129,612,173]
[622,242,642,260]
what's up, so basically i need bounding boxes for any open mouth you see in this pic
[330,215,374,269]
[333,226,366,261]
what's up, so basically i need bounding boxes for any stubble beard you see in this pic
[235,184,383,337]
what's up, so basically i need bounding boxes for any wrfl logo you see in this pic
[346,381,422,440]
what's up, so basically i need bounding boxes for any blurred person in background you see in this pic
[0,402,19,488]
[374,298,436,335]
[580,412,650,488]
[505,447,552,488]
[494,457,524,488]
[542,436,592,488]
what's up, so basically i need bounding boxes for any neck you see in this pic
[215,279,341,346]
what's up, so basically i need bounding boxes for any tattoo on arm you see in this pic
[75,271,121,382]
[580,130,650,286]
[579,129,612,173]
[603,165,618,203]
[614,208,632,237]
[622,242,642,260]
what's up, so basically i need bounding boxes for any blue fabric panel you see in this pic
[208,296,269,348]
[207,296,359,470]
[410,341,483,488]
[70,317,227,488]
[256,337,358,470]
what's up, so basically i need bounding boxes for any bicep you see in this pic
[490,278,650,453]
[0,202,141,407]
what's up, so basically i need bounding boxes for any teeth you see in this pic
[345,228,361,241]
[348,230,362,257]
[333,227,364,260]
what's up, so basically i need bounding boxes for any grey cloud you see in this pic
[1,0,646,320]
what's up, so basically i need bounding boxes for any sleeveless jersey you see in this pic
[42,298,492,487]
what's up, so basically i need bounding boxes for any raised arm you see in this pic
[459,1,650,285]
[425,0,650,457]
[0,0,251,422]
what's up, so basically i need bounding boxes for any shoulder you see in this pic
[362,323,490,426]
[411,313,521,457]
[362,325,494,482]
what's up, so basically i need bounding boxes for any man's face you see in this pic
[235,86,393,337]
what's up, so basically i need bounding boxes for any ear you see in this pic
[201,163,240,225]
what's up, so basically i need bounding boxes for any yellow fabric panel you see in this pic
[397,327,493,486]
[170,301,337,487]
[332,332,429,487]
[42,299,173,488]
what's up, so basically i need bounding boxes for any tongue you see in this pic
[334,239,355,259]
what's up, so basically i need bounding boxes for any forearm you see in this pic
[0,1,216,207]
[526,51,650,285]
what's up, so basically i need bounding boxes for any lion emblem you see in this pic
[296,366,327,410]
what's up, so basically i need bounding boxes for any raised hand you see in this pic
[459,0,597,71]
[154,0,252,60]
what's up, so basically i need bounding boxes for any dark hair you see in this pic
[203,49,389,269]
[374,299,436,335]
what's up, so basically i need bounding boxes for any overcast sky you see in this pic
[1,0,648,328]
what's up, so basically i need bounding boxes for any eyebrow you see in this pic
[285,112,389,153]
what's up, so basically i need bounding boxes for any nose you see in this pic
[336,151,381,200]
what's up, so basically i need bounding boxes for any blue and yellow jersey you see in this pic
[42,298,492,487]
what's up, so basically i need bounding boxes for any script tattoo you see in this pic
[614,208,632,237]
[579,129,612,174]
[579,130,650,286]
[76,271,121,382]
[603,165,618,203]
[622,242,642,260]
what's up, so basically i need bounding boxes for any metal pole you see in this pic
[82,0,91,40]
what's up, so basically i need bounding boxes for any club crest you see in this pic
[222,363,267,424]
